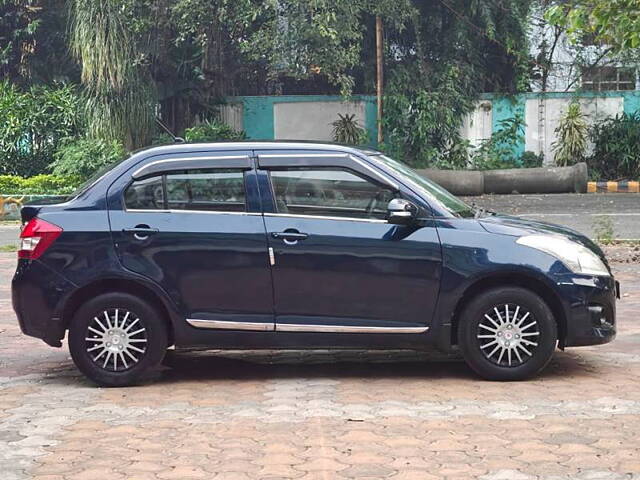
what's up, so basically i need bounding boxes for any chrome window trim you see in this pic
[263,213,388,224]
[186,319,274,331]
[275,323,429,334]
[259,154,350,159]
[123,208,261,216]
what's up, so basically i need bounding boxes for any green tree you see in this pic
[546,0,640,52]
[68,0,156,149]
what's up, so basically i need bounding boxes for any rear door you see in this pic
[257,151,442,332]
[108,151,274,331]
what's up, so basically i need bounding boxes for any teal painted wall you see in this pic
[233,95,377,146]
[623,91,640,115]
[232,91,637,150]
[241,97,276,140]
[488,95,526,160]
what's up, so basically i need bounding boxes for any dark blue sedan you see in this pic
[12,142,618,386]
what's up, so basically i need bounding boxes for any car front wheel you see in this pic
[459,287,558,381]
[68,293,168,387]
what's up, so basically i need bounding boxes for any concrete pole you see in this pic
[376,15,384,145]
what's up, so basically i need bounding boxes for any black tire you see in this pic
[68,293,168,387]
[459,287,557,381]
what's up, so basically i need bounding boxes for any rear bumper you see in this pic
[560,274,617,347]
[12,259,76,347]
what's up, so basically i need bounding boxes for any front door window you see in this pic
[270,168,397,220]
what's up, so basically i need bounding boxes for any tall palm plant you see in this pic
[69,0,155,149]
[553,101,588,166]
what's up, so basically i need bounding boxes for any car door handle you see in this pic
[123,225,159,240]
[271,232,309,241]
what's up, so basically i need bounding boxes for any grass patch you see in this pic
[0,244,17,252]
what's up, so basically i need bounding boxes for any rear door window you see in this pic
[124,169,246,212]
[124,175,164,210]
[165,169,245,212]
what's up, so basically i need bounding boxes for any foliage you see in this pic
[588,112,640,180]
[546,0,640,52]
[0,174,80,194]
[380,0,532,168]
[520,150,544,168]
[50,137,126,181]
[383,67,474,169]
[1,0,535,167]
[151,132,175,146]
[471,114,526,170]
[0,0,75,84]
[553,101,588,166]
[331,114,368,145]
[69,0,155,149]
[0,0,42,81]
[183,120,245,142]
[0,81,80,176]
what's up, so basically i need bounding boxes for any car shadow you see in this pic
[146,349,599,385]
[31,349,602,387]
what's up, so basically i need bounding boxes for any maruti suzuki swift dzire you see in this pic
[12,142,618,386]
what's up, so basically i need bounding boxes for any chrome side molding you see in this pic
[186,319,428,334]
[186,319,274,331]
[275,324,429,333]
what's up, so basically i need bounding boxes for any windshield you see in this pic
[65,153,132,201]
[372,154,475,218]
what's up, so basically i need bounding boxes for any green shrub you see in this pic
[520,151,544,168]
[0,174,80,195]
[553,101,588,166]
[0,81,81,176]
[184,120,245,142]
[470,114,525,170]
[588,112,640,180]
[151,132,175,146]
[331,113,368,145]
[50,137,126,181]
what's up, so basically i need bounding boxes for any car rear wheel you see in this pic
[68,293,168,387]
[459,287,557,381]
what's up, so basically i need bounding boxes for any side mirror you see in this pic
[387,198,418,225]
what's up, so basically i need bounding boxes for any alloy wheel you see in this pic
[84,309,148,372]
[476,303,540,367]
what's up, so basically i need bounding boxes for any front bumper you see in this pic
[12,259,76,347]
[559,274,617,347]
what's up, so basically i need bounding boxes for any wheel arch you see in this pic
[450,272,567,349]
[60,278,176,346]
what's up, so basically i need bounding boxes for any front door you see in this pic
[257,152,442,332]
[108,152,274,330]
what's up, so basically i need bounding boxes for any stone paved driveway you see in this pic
[1,252,639,480]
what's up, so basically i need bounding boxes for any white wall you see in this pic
[274,101,366,141]
[218,103,244,132]
[525,96,623,164]
[461,101,493,148]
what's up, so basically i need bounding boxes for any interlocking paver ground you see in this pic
[1,252,639,479]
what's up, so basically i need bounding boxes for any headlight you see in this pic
[516,235,610,276]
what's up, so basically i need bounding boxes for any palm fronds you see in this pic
[69,0,155,149]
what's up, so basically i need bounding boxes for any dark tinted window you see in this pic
[270,168,396,219]
[165,169,245,212]
[125,176,164,210]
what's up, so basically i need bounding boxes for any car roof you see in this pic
[132,141,381,158]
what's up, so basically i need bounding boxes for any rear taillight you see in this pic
[18,218,63,260]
